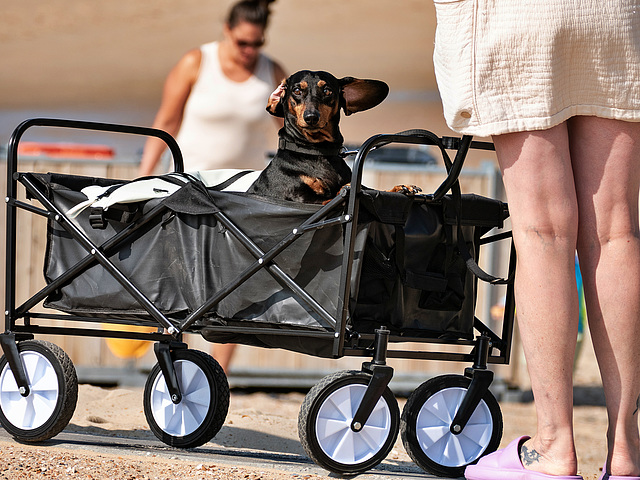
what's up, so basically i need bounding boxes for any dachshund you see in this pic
[248,70,416,203]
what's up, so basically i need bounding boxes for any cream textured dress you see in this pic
[433,0,640,137]
[176,41,277,171]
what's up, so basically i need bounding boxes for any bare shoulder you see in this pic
[174,48,202,82]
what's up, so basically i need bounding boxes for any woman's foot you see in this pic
[518,436,579,477]
[604,428,640,478]
[604,453,640,478]
[464,436,583,480]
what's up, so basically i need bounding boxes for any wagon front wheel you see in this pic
[400,374,503,477]
[143,348,229,449]
[0,340,78,442]
[298,370,400,475]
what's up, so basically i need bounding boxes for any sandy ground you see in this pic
[0,384,609,480]
[0,385,606,480]
[0,330,611,480]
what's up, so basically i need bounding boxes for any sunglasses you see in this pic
[234,37,265,49]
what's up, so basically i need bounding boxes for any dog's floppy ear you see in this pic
[266,79,287,117]
[340,77,389,116]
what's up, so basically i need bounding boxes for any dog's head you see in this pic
[267,70,389,143]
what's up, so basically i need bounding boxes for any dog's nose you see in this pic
[303,110,320,126]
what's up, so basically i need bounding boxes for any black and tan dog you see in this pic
[248,70,393,204]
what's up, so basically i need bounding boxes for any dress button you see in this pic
[460,110,472,119]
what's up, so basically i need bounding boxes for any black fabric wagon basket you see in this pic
[36,171,507,352]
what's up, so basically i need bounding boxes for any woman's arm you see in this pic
[138,49,201,176]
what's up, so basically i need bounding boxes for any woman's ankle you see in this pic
[520,434,578,476]
[607,433,640,477]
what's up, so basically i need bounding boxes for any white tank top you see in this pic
[176,41,277,171]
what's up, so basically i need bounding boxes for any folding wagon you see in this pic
[1,118,516,477]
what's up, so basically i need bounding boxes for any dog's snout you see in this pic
[303,109,320,126]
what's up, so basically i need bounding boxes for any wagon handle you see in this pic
[350,129,490,200]
[4,118,183,330]
[6,117,184,179]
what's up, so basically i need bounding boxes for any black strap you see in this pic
[391,130,510,285]
[208,170,254,191]
[387,129,455,185]
[89,204,140,229]
[95,183,124,201]
[456,221,510,285]
[450,166,511,285]
[87,173,191,229]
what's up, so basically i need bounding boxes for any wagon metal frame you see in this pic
[1,118,516,477]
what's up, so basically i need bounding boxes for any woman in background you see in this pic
[140,0,286,374]
[139,0,286,176]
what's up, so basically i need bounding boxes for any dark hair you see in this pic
[226,0,276,30]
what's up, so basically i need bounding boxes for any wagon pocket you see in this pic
[352,192,506,340]
[358,238,396,301]
[408,244,466,313]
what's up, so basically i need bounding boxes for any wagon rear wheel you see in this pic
[400,374,502,477]
[298,370,399,475]
[143,348,229,449]
[0,340,78,442]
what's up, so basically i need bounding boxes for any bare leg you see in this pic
[493,123,580,476]
[212,343,237,374]
[569,116,640,477]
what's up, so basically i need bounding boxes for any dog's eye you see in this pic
[323,87,333,96]
[292,87,302,96]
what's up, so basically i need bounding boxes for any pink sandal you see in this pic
[465,436,584,480]
[598,462,640,480]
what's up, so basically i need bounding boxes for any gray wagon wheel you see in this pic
[400,374,502,477]
[143,349,229,449]
[0,340,78,442]
[298,370,399,475]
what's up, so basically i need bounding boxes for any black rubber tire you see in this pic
[143,348,229,449]
[0,340,78,442]
[400,374,503,477]
[298,370,399,475]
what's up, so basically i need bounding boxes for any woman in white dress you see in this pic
[431,1,640,479]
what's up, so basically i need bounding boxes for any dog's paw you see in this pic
[389,184,422,195]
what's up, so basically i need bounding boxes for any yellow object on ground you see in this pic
[102,324,155,359]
